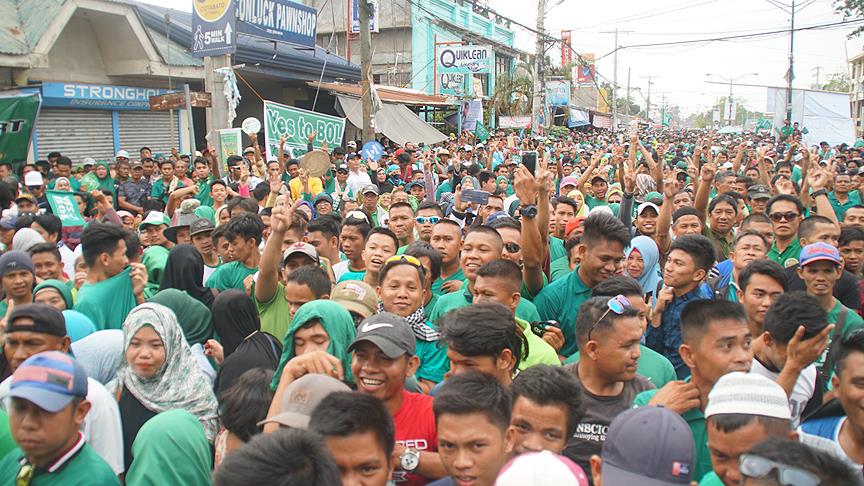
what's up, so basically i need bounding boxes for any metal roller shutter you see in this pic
[118,111,180,156]
[36,109,114,164]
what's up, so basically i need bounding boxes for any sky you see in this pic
[139,0,862,116]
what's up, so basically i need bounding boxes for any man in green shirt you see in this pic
[534,212,631,357]
[429,220,464,297]
[766,195,804,268]
[634,299,754,483]
[0,251,35,319]
[206,213,263,291]
[192,157,214,207]
[0,351,119,485]
[139,211,172,299]
[828,170,862,221]
[584,174,609,209]
[150,159,182,204]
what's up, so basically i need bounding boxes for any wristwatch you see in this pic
[400,449,420,472]
[810,189,829,198]
[519,204,538,219]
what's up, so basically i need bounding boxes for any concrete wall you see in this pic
[304,0,412,33]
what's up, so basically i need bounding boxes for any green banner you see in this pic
[756,118,772,130]
[0,91,40,169]
[662,112,672,127]
[219,128,242,174]
[474,122,490,142]
[263,100,345,161]
[46,190,85,227]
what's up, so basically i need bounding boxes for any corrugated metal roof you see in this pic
[310,81,455,106]
[0,0,64,55]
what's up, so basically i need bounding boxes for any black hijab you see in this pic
[159,244,215,308]
[212,290,282,394]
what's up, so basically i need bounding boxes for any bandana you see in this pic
[377,303,439,342]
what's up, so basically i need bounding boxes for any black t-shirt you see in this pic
[786,265,861,311]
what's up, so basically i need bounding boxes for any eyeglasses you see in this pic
[588,295,630,341]
[768,211,799,223]
[739,454,820,486]
[385,254,422,267]
[416,216,440,225]
[16,463,33,486]
[345,210,370,224]
[504,242,521,254]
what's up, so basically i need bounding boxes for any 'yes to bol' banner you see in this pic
[46,190,85,227]
[263,100,345,160]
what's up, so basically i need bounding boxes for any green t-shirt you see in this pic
[436,180,453,200]
[515,318,562,370]
[150,178,183,204]
[634,385,711,482]
[254,282,293,343]
[428,285,541,327]
[431,269,465,297]
[564,344,676,388]
[828,190,862,221]
[0,443,120,486]
[195,177,214,207]
[549,256,572,282]
[549,236,567,262]
[820,300,864,375]
[141,245,170,299]
[425,294,440,318]
[584,195,607,209]
[205,261,258,291]
[337,269,366,283]
[0,410,15,462]
[699,472,724,486]
[767,239,803,268]
[533,266,593,357]
[0,300,7,320]
[416,338,450,383]
[74,267,138,330]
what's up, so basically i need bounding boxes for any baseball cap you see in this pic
[115,150,130,159]
[636,201,660,216]
[164,212,197,243]
[347,312,416,358]
[258,374,350,429]
[331,281,378,319]
[462,144,473,152]
[486,211,512,226]
[601,406,695,486]
[189,218,215,237]
[23,171,43,187]
[361,184,379,196]
[243,146,255,155]
[675,161,689,171]
[116,210,134,220]
[591,173,608,183]
[336,164,348,173]
[10,351,88,413]
[15,193,36,204]
[139,211,170,229]
[405,181,425,191]
[282,242,319,265]
[496,451,589,486]
[560,176,580,190]
[313,192,334,207]
[0,250,34,278]
[387,164,400,173]
[799,242,842,267]
[7,303,67,337]
[0,212,17,230]
[747,184,771,200]
[437,148,451,156]
[705,372,791,420]
[347,140,357,148]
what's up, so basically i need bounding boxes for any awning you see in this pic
[337,95,448,146]
[313,81,454,107]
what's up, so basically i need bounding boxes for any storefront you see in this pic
[35,82,184,164]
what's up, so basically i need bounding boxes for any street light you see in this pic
[705,73,759,126]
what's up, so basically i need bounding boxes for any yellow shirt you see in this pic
[288,176,324,200]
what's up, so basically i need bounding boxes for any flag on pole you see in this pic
[45,190,86,227]
[474,122,490,142]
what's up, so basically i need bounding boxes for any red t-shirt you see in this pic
[392,390,438,485]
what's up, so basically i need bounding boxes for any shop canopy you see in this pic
[336,95,448,146]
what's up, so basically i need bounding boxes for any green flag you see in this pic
[474,122,490,142]
[662,112,672,127]
[756,118,772,130]
[46,190,85,227]
[0,91,40,171]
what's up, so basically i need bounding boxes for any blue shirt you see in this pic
[646,283,713,379]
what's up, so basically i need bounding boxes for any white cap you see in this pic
[636,201,660,216]
[139,211,169,228]
[496,451,589,486]
[115,150,129,159]
[82,157,96,166]
[705,372,791,420]
[462,144,473,151]
[23,171,43,187]
[347,140,357,148]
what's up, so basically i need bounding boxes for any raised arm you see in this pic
[694,162,715,221]
[514,167,545,297]
[575,152,601,189]
[655,180,677,254]
[256,205,293,304]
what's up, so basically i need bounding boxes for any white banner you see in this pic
[767,87,854,146]
[499,116,531,129]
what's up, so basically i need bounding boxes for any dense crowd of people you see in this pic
[0,124,862,485]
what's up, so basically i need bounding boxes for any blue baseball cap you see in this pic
[10,351,88,413]
[799,242,842,267]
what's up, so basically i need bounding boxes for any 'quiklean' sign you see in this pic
[236,0,317,48]
[41,83,169,111]
[437,45,492,74]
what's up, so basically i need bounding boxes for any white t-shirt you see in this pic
[346,170,372,196]
[0,376,124,474]
[332,260,351,282]
[750,358,817,428]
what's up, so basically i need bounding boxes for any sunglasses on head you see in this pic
[345,210,370,224]
[588,295,630,341]
[385,254,422,268]
[416,216,440,225]
[739,454,820,486]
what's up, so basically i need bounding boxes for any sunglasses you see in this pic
[739,454,820,486]
[504,242,521,254]
[768,211,799,223]
[345,210,370,224]
[588,295,630,341]
[416,216,440,225]
[385,254,422,267]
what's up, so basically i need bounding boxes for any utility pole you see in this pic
[204,54,233,145]
[641,75,654,122]
[786,0,795,123]
[813,66,822,87]
[599,29,631,132]
[625,67,631,117]
[359,0,375,143]
[532,0,546,137]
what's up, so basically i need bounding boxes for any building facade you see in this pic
[850,51,864,138]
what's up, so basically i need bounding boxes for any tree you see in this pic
[835,0,864,37]
[492,74,533,116]
[822,72,851,92]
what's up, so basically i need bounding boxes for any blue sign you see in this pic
[41,83,169,111]
[236,0,318,48]
[192,0,236,57]
[351,0,377,34]
[362,140,384,161]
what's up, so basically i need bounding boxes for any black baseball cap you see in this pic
[7,304,67,337]
[189,218,215,237]
[347,312,416,358]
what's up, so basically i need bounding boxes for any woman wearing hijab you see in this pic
[62,310,97,342]
[625,235,663,300]
[496,175,514,196]
[71,330,124,384]
[208,290,282,395]
[125,410,212,486]
[148,288,213,346]
[109,303,219,470]
[12,228,45,252]
[159,245,216,307]
[81,161,116,197]
[33,279,74,311]
[564,189,589,219]
[269,300,356,389]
